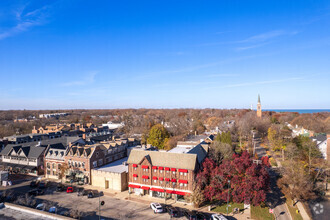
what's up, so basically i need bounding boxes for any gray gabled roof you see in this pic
[311,134,327,145]
[127,150,198,170]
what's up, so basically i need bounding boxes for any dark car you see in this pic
[77,189,87,196]
[38,181,46,189]
[183,209,197,220]
[87,191,94,198]
[30,181,38,188]
[28,189,44,196]
[167,206,180,218]
[196,212,209,220]
[56,184,65,192]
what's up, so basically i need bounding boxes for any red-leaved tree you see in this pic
[196,151,270,206]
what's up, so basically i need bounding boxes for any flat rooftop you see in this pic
[94,157,128,173]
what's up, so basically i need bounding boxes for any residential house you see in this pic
[311,134,329,160]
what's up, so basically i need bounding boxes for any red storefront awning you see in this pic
[178,169,188,173]
[142,175,149,179]
[133,174,138,177]
[151,188,164,192]
[165,167,170,171]
[159,177,164,181]
[142,165,149,169]
[152,176,158,180]
[128,184,141,189]
[165,178,170,181]
[158,167,164,170]
[178,179,188,184]
[166,190,176,194]
[141,186,150,190]
[152,166,157,169]
[171,179,177,182]
[132,164,138,167]
[171,168,176,171]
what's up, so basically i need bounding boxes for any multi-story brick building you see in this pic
[127,144,208,202]
[64,144,106,184]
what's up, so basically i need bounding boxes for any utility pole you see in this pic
[252,132,256,156]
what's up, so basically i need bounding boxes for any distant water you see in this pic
[265,109,330,114]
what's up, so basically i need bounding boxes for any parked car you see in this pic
[38,181,47,189]
[150,203,163,213]
[211,214,228,220]
[28,189,44,196]
[66,187,74,193]
[36,203,45,210]
[77,188,87,196]
[183,209,197,220]
[196,212,209,220]
[87,191,94,198]
[167,206,180,218]
[30,181,38,188]
[56,184,65,192]
[49,206,57,213]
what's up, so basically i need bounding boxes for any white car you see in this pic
[150,203,163,213]
[211,214,228,220]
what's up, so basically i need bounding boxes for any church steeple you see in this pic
[257,94,262,118]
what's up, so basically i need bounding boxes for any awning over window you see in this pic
[159,177,164,181]
[151,188,164,192]
[141,186,150,190]
[178,169,188,173]
[142,165,149,169]
[178,179,188,184]
[152,176,158,180]
[133,174,138,177]
[171,168,176,171]
[142,175,149,179]
[132,164,138,167]
[165,178,170,181]
[165,167,170,171]
[166,190,175,194]
[158,167,164,170]
[128,184,141,189]
[152,166,157,169]
[171,179,177,182]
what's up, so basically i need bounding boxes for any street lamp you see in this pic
[227,180,231,216]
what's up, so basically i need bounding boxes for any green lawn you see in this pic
[286,198,303,220]
[211,202,244,214]
[251,205,274,220]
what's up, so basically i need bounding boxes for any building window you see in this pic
[52,163,55,169]
[180,172,183,175]
[180,183,183,187]
[172,171,176,175]
[134,177,137,181]
[184,173,187,176]
[98,159,103,166]
[93,161,97,168]
[172,182,176,187]
[160,181,163,184]
[160,170,163,173]
[166,170,169,174]
[82,162,85,168]
[134,167,137,171]
[184,183,187,187]
[154,169,157,173]
[154,180,157,183]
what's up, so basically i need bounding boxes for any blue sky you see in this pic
[1,0,330,109]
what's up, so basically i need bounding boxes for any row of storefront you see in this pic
[128,184,190,202]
